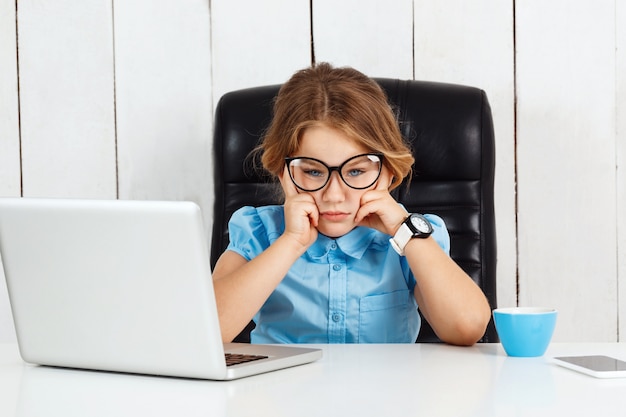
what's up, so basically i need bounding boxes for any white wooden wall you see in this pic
[0,0,624,343]
[0,0,20,343]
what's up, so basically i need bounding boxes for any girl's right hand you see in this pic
[279,167,319,250]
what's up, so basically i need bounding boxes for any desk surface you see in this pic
[2,342,626,417]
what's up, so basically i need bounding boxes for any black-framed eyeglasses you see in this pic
[285,153,384,192]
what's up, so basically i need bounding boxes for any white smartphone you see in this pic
[552,355,626,378]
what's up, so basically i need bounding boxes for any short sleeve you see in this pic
[424,214,450,255]
[399,214,450,292]
[225,206,272,261]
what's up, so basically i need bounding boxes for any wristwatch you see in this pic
[389,213,433,256]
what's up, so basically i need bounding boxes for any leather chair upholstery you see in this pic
[211,78,498,343]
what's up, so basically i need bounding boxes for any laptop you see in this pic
[0,198,322,380]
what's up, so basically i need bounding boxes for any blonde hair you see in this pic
[260,62,414,190]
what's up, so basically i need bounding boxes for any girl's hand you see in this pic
[279,167,319,249]
[355,168,408,236]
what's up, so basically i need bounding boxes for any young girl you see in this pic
[212,63,491,345]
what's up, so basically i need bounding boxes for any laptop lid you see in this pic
[0,198,321,380]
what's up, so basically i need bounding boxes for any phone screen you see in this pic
[555,355,626,372]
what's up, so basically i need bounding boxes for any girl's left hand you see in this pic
[354,168,408,236]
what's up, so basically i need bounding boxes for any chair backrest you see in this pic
[211,78,498,343]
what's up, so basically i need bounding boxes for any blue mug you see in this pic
[493,307,557,357]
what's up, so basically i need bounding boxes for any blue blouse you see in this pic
[225,205,450,344]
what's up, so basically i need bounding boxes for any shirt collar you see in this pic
[306,227,388,260]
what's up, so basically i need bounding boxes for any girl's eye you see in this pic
[304,169,325,178]
[346,169,365,177]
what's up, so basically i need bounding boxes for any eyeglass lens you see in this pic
[287,154,382,191]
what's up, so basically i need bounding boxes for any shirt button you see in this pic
[332,264,341,271]
[332,313,342,322]
[330,243,337,250]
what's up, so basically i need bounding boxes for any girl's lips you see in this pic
[321,212,350,221]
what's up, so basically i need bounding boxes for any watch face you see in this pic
[410,215,431,233]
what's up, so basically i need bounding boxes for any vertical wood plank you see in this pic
[617,1,626,342]
[0,0,20,197]
[516,0,617,341]
[313,0,413,79]
[211,0,311,105]
[413,0,517,309]
[17,0,117,198]
[0,0,19,342]
[114,0,213,235]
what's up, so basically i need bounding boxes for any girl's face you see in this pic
[285,124,387,238]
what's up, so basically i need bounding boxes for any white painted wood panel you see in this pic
[17,0,116,198]
[210,0,311,105]
[0,0,19,343]
[113,0,213,236]
[617,1,626,342]
[313,0,413,79]
[2,0,624,344]
[413,1,517,310]
[516,1,617,341]
[0,0,20,197]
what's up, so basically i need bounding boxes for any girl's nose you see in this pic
[321,171,346,201]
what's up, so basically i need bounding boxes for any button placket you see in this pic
[327,241,347,342]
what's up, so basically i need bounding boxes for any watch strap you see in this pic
[389,222,413,256]
[389,214,433,256]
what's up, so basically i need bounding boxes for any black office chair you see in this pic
[211,78,498,343]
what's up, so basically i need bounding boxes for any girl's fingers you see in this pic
[280,166,300,197]
[375,166,393,191]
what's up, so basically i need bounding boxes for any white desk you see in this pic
[1,342,625,416]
